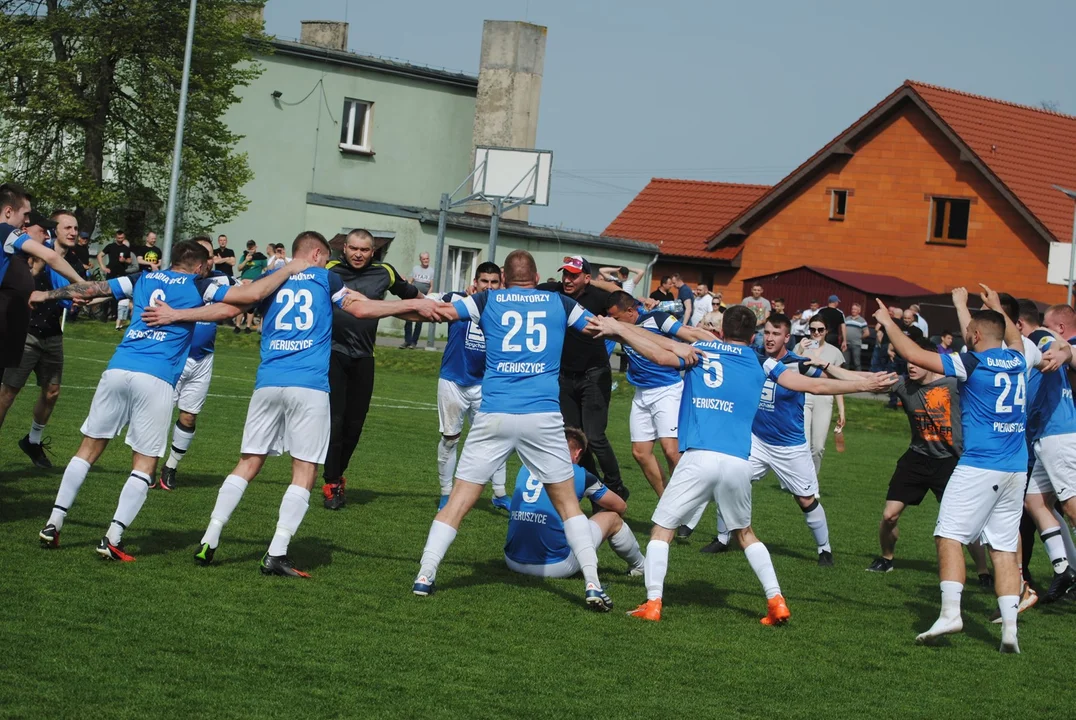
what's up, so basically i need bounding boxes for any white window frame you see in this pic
[340,98,373,152]
[448,247,480,293]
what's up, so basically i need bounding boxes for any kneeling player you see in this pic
[505,427,644,577]
[592,307,891,624]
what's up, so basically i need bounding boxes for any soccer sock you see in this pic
[744,541,782,599]
[1051,507,1076,563]
[201,474,249,548]
[418,519,458,581]
[939,580,963,619]
[1040,527,1070,574]
[563,515,601,588]
[491,462,507,498]
[644,540,670,601]
[106,471,152,543]
[48,456,92,530]
[609,523,644,569]
[998,594,1019,628]
[28,420,46,444]
[267,485,310,556]
[165,423,195,470]
[716,512,731,545]
[802,499,832,553]
[436,436,458,496]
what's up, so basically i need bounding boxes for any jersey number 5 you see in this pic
[502,310,547,352]
[994,372,1026,413]
[275,289,314,331]
[701,355,723,388]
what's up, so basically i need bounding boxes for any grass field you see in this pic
[2,321,1073,719]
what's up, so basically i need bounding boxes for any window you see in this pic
[830,190,848,220]
[930,197,971,245]
[448,247,479,292]
[340,98,372,152]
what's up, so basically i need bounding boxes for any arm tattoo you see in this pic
[42,280,113,302]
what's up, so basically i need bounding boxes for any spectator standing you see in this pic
[790,309,808,348]
[909,303,929,336]
[843,303,869,370]
[599,265,645,296]
[712,291,727,313]
[234,240,268,334]
[690,284,713,326]
[937,330,956,355]
[794,319,847,482]
[402,251,434,349]
[213,234,236,277]
[649,276,674,303]
[73,232,92,278]
[771,297,786,317]
[816,295,847,352]
[97,230,131,321]
[133,231,162,271]
[670,273,694,324]
[802,300,821,323]
[266,243,288,271]
[740,283,771,346]
[538,256,626,499]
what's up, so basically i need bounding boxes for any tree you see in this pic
[0,0,268,239]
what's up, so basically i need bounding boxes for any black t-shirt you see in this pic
[101,242,131,277]
[28,268,64,338]
[134,244,162,270]
[62,248,85,279]
[73,244,90,271]
[816,306,846,346]
[214,247,236,277]
[649,289,673,302]
[537,281,611,373]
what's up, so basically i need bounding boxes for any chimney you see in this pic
[300,20,349,51]
[471,21,546,222]
[228,2,265,29]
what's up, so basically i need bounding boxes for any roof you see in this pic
[602,179,770,260]
[743,265,932,298]
[707,80,1076,249]
[306,193,661,255]
[266,39,479,90]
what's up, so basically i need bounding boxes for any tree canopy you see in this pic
[0,0,268,239]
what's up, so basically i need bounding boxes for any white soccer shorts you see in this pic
[240,386,331,464]
[174,353,215,415]
[80,369,174,457]
[652,449,753,531]
[437,378,482,436]
[1027,433,1076,502]
[504,520,604,579]
[629,381,683,443]
[934,465,1024,552]
[455,411,573,486]
[749,435,819,497]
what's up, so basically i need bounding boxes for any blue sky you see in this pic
[265,0,1076,234]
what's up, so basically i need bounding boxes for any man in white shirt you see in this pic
[690,284,714,326]
[599,265,645,297]
[909,303,929,337]
[403,252,434,348]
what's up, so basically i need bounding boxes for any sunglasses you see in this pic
[809,327,827,334]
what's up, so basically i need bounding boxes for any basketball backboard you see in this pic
[472,146,552,206]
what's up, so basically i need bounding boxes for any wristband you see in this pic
[678,357,686,370]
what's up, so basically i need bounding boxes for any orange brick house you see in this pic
[604,81,1076,306]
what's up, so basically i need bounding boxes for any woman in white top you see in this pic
[794,318,847,489]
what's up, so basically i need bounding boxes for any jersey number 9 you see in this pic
[274,289,314,331]
[502,310,547,352]
[521,474,542,503]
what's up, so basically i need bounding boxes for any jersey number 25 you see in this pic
[502,310,547,352]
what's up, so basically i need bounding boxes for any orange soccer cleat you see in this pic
[760,594,791,626]
[627,598,662,622]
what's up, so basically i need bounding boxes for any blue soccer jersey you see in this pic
[189,272,239,362]
[504,464,608,566]
[255,267,347,393]
[941,348,1028,472]
[678,340,787,458]
[438,290,486,387]
[624,311,684,389]
[453,288,592,414]
[751,350,824,446]
[1026,330,1076,441]
[106,271,229,385]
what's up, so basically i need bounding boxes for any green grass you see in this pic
[1,321,1072,719]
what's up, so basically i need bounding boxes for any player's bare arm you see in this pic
[142,300,244,326]
[675,325,717,343]
[341,296,440,322]
[979,284,1023,354]
[874,298,944,374]
[218,258,312,306]
[30,278,114,306]
[589,276,621,294]
[811,358,898,391]
[952,286,973,340]
[20,238,84,284]
[594,489,627,516]
[590,316,700,368]
[778,370,896,396]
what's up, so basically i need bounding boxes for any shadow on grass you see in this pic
[134,528,205,557]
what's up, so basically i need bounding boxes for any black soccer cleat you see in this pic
[817,550,835,567]
[322,479,346,510]
[1042,566,1076,603]
[158,466,177,492]
[194,542,216,566]
[39,523,60,549]
[865,557,893,573]
[675,525,694,540]
[699,537,730,554]
[260,553,311,578]
[96,536,135,562]
[19,435,53,469]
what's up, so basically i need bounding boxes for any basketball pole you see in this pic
[488,197,504,263]
[425,192,451,350]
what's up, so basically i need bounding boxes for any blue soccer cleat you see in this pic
[585,583,613,612]
[491,494,511,512]
[413,575,435,597]
[438,494,450,510]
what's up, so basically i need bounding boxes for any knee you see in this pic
[881,510,901,527]
[43,385,61,404]
[631,445,650,463]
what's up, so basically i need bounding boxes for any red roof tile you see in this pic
[907,81,1076,243]
[602,179,769,260]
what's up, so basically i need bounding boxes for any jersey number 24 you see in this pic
[994,372,1026,414]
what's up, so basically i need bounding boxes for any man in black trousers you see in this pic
[539,256,627,499]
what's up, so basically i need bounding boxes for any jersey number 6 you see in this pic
[502,310,547,353]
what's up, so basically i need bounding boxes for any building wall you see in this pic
[713,105,1061,305]
[215,53,477,246]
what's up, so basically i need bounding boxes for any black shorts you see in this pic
[886,449,958,506]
